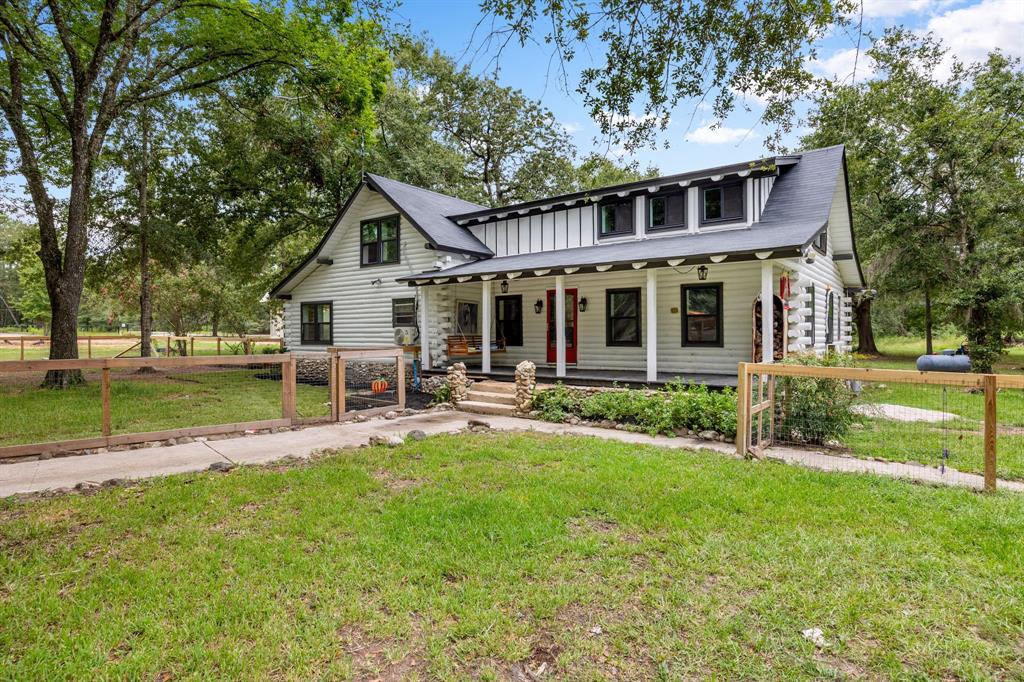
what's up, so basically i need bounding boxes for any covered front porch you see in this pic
[406,250,790,386]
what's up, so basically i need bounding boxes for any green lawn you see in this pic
[2,432,1023,679]
[0,369,331,446]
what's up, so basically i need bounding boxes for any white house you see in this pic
[270,145,865,386]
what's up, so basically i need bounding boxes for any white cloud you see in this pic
[560,121,584,134]
[926,0,1024,69]
[685,123,758,145]
[810,47,876,84]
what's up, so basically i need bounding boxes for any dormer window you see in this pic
[701,182,744,224]
[647,190,686,231]
[598,198,634,237]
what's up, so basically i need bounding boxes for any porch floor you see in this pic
[425,363,737,389]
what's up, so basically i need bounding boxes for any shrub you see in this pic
[534,381,738,437]
[531,383,585,422]
[430,383,452,405]
[775,353,858,445]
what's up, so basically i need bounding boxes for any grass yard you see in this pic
[1,432,1022,680]
[0,369,331,446]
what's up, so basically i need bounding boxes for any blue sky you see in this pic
[395,0,1024,174]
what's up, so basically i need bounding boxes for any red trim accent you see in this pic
[546,288,578,364]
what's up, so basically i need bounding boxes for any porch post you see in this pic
[481,279,492,374]
[761,260,774,363]
[555,274,566,377]
[646,268,658,382]
[419,285,430,370]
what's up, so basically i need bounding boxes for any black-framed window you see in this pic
[681,284,723,346]
[826,291,835,345]
[360,215,400,266]
[647,190,686,231]
[598,198,634,237]
[606,288,641,346]
[392,298,416,327]
[300,302,332,345]
[808,285,816,346]
[495,295,523,346]
[701,182,744,224]
[813,228,828,253]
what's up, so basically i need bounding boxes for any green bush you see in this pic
[430,383,452,405]
[775,353,858,445]
[531,383,585,422]
[533,381,737,437]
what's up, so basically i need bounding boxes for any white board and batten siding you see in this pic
[467,176,776,257]
[280,188,463,356]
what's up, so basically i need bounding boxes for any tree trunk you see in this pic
[854,297,878,355]
[924,288,933,356]
[138,104,154,363]
[211,310,220,337]
[42,284,84,387]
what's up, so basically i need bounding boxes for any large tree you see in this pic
[0,0,388,384]
[803,30,1024,371]
[479,0,855,150]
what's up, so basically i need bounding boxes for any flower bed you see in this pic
[531,380,737,439]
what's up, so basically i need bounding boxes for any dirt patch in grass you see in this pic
[337,622,429,680]
[371,468,424,493]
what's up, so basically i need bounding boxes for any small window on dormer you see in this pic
[598,198,634,237]
[701,183,744,224]
[647,191,686,231]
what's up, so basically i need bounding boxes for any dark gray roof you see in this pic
[365,174,492,256]
[400,145,847,282]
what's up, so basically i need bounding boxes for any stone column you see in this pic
[447,362,469,403]
[514,360,536,413]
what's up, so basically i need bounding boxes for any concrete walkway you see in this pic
[1,411,1020,497]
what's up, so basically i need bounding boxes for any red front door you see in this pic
[546,288,578,364]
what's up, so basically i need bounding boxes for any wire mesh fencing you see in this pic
[332,348,407,418]
[738,363,1019,491]
[0,355,294,459]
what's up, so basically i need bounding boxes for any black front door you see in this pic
[495,295,523,346]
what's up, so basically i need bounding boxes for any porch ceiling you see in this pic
[399,227,810,285]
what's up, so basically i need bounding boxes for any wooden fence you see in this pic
[737,362,1024,491]
[2,334,284,360]
[0,348,409,460]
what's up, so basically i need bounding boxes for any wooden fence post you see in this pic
[281,355,296,422]
[984,373,997,492]
[19,337,24,361]
[101,366,112,437]
[396,353,406,410]
[87,337,92,358]
[190,337,195,357]
[329,353,338,422]
[216,337,221,356]
[736,363,750,456]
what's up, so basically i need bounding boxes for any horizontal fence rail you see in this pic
[737,362,1019,491]
[0,334,284,360]
[0,354,295,459]
[0,346,414,461]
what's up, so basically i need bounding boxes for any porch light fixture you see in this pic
[697,265,709,281]
[578,297,588,313]
[500,279,509,294]
[534,299,544,314]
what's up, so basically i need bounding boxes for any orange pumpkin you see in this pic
[371,378,389,394]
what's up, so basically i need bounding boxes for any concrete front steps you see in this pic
[458,380,518,416]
